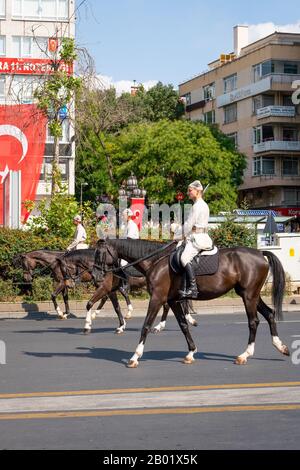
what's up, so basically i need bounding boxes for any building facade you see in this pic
[0,0,75,225]
[179,26,300,219]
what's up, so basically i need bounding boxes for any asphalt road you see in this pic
[0,311,300,450]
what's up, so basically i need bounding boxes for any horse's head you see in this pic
[14,253,34,283]
[92,239,118,283]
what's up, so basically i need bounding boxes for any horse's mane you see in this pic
[108,238,174,262]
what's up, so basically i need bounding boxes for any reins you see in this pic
[93,240,176,274]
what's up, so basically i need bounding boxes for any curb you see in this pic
[0,297,299,319]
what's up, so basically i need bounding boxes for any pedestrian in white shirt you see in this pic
[67,215,89,251]
[174,180,213,298]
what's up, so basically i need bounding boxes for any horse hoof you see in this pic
[282,345,290,356]
[115,328,125,335]
[59,314,68,320]
[191,321,198,327]
[183,357,195,365]
[124,313,132,320]
[83,329,91,335]
[127,360,138,368]
[152,328,161,334]
[235,356,247,365]
[91,312,97,320]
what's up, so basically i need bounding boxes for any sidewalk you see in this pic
[0,296,299,319]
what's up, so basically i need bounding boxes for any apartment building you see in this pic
[0,0,75,225]
[179,26,300,218]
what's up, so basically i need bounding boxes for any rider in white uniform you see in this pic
[67,215,89,251]
[174,180,213,298]
[120,208,139,267]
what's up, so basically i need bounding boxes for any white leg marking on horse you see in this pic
[116,321,126,334]
[128,342,144,367]
[153,321,166,333]
[236,343,255,365]
[84,310,92,331]
[272,336,290,355]
[91,311,97,320]
[183,348,198,364]
[186,313,197,326]
[125,304,133,319]
[56,307,67,319]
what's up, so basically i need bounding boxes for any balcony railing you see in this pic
[270,73,300,85]
[257,105,296,119]
[254,140,300,153]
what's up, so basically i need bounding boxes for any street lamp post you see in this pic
[80,182,88,219]
[118,173,146,231]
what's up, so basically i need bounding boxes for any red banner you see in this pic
[0,58,73,75]
[130,198,146,231]
[275,208,300,217]
[0,104,47,224]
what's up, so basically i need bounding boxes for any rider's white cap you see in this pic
[188,180,203,191]
[123,208,134,217]
[73,214,82,222]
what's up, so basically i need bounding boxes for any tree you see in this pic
[33,37,81,195]
[139,81,185,121]
[95,119,247,213]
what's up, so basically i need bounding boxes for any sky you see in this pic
[76,0,300,93]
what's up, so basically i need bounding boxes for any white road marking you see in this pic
[0,386,300,415]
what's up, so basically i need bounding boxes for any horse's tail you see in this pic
[262,251,285,321]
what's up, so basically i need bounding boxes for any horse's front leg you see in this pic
[51,282,68,320]
[62,287,71,318]
[92,295,108,320]
[127,295,163,368]
[109,291,126,334]
[84,283,111,334]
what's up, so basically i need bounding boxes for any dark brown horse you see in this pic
[15,249,142,332]
[92,238,290,368]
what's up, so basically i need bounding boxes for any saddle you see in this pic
[170,244,219,276]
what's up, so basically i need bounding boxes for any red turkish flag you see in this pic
[0,104,47,224]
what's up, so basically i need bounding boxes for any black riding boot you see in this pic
[179,262,198,299]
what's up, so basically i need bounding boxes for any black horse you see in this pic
[92,239,290,368]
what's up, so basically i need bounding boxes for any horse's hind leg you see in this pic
[51,282,68,320]
[118,285,133,319]
[168,299,197,364]
[257,297,290,356]
[62,287,71,318]
[235,293,260,365]
[92,296,108,320]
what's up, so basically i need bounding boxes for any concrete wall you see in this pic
[258,233,300,284]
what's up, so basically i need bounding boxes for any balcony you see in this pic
[254,140,300,153]
[186,100,206,113]
[270,74,300,85]
[257,106,296,119]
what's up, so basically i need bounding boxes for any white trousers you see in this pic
[180,234,213,267]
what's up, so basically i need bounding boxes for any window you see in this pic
[40,157,69,181]
[0,36,5,56]
[0,0,5,16]
[261,60,274,76]
[284,62,298,74]
[263,95,275,107]
[47,119,70,143]
[224,103,237,124]
[226,132,238,148]
[9,76,36,103]
[282,157,298,176]
[224,74,237,94]
[12,36,48,58]
[253,157,275,176]
[203,83,215,101]
[253,63,262,82]
[12,0,68,19]
[204,110,215,124]
[253,96,262,114]
[183,93,191,106]
[284,189,300,204]
[282,95,293,106]
[283,128,298,141]
[253,126,262,144]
